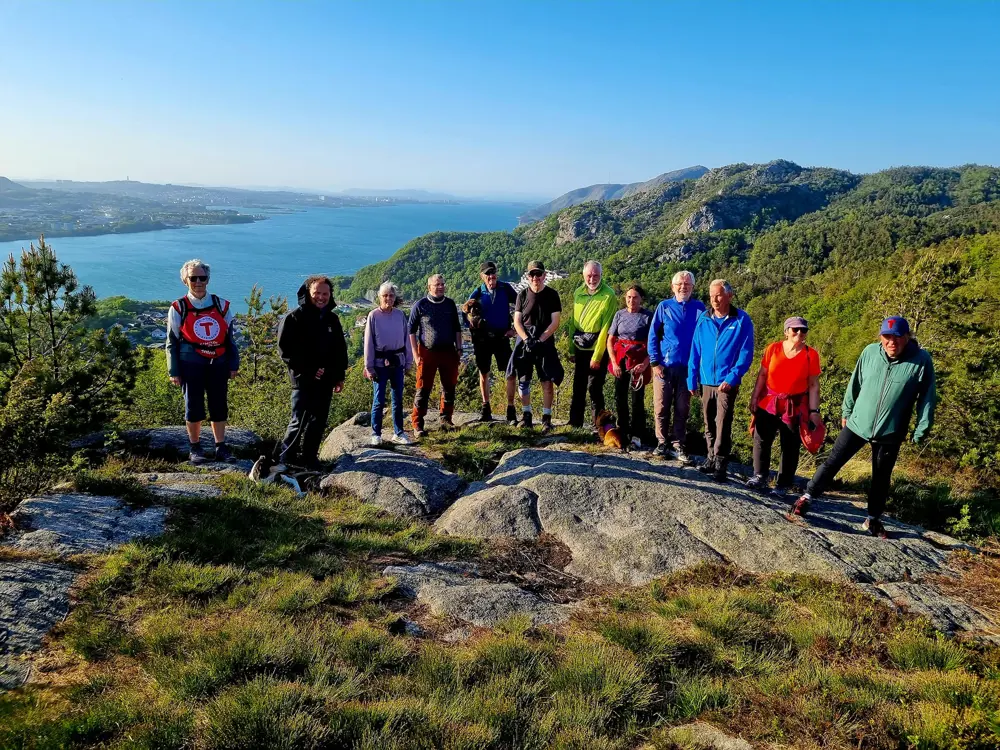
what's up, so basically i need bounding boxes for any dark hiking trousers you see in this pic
[805,426,901,519]
[569,351,610,427]
[652,364,690,447]
[753,408,802,488]
[276,383,334,466]
[701,384,740,467]
[613,373,646,442]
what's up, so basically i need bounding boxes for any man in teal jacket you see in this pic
[792,317,936,537]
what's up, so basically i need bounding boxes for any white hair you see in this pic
[672,270,695,286]
[378,281,398,298]
[709,278,733,294]
[583,260,602,274]
[180,259,209,283]
[427,273,445,286]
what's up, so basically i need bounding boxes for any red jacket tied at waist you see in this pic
[757,387,809,428]
[609,338,651,386]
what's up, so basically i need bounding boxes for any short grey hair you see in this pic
[583,260,602,274]
[672,270,695,286]
[180,259,209,283]
[377,281,399,298]
[427,273,445,286]
[709,278,733,294]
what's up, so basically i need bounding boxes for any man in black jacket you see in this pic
[275,275,348,469]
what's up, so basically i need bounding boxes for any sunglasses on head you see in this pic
[528,270,545,278]
[188,275,208,283]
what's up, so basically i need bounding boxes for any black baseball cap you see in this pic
[480,261,498,274]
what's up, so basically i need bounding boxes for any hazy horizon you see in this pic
[2,0,998,197]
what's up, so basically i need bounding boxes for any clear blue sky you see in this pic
[1,0,997,199]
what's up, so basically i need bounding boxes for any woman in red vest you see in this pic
[166,259,240,464]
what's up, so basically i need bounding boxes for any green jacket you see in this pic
[567,281,618,365]
[842,340,936,444]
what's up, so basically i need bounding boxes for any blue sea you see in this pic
[0,203,523,311]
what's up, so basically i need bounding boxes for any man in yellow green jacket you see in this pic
[567,260,619,427]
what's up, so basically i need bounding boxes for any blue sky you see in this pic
[1,0,998,199]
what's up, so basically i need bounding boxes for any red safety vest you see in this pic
[173,294,229,359]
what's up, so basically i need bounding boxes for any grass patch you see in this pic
[8,453,1000,750]
[419,423,595,481]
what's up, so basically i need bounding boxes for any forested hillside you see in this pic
[344,160,1000,303]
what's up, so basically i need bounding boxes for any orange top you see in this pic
[761,341,820,395]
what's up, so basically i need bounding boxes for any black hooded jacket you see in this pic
[277,284,349,389]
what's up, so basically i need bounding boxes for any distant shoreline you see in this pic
[0,214,263,244]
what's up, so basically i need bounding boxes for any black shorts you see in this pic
[473,336,512,375]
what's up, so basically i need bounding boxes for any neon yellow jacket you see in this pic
[567,281,618,364]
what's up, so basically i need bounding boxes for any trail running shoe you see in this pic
[214,444,233,462]
[370,435,383,446]
[440,415,455,430]
[674,444,693,465]
[745,474,767,491]
[391,432,412,445]
[189,443,207,465]
[770,485,791,500]
[631,436,642,450]
[655,442,669,458]
[414,429,428,439]
[697,457,717,475]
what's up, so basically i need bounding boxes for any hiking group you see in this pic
[167,257,937,538]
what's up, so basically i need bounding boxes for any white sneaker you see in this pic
[370,435,382,446]
[391,433,412,445]
[631,436,642,449]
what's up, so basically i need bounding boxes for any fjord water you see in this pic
[0,203,523,311]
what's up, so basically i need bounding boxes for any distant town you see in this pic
[0,176,455,242]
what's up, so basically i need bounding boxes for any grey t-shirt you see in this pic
[609,308,653,342]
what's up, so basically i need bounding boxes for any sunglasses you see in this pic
[791,327,807,334]
[188,275,208,283]
[528,270,545,278]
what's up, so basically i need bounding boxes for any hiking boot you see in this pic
[540,413,553,433]
[520,411,533,429]
[370,434,383,446]
[791,495,811,517]
[862,516,888,538]
[673,444,693,465]
[713,466,729,484]
[390,432,412,445]
[189,443,207,465]
[745,474,767,491]
[506,404,518,426]
[697,457,717,475]
[414,429,428,439]
[478,403,493,423]
[440,414,455,430]
[214,444,233,462]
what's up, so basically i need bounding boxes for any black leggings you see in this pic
[752,409,802,488]
[613,373,646,442]
[806,426,901,518]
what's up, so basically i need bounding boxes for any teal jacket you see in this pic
[842,340,936,444]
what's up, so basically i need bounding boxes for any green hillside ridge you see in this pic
[343,159,1000,303]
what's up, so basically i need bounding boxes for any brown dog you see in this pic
[461,298,485,332]
[595,409,625,450]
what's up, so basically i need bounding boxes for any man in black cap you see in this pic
[792,316,936,538]
[466,261,519,424]
[508,260,564,431]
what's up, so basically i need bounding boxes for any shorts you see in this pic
[473,336,512,375]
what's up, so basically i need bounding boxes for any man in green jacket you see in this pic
[567,260,619,427]
[792,317,936,537]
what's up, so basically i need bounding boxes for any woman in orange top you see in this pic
[746,316,821,497]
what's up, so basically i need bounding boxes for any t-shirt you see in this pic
[609,308,653,342]
[408,296,461,351]
[515,286,562,335]
[761,341,821,395]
